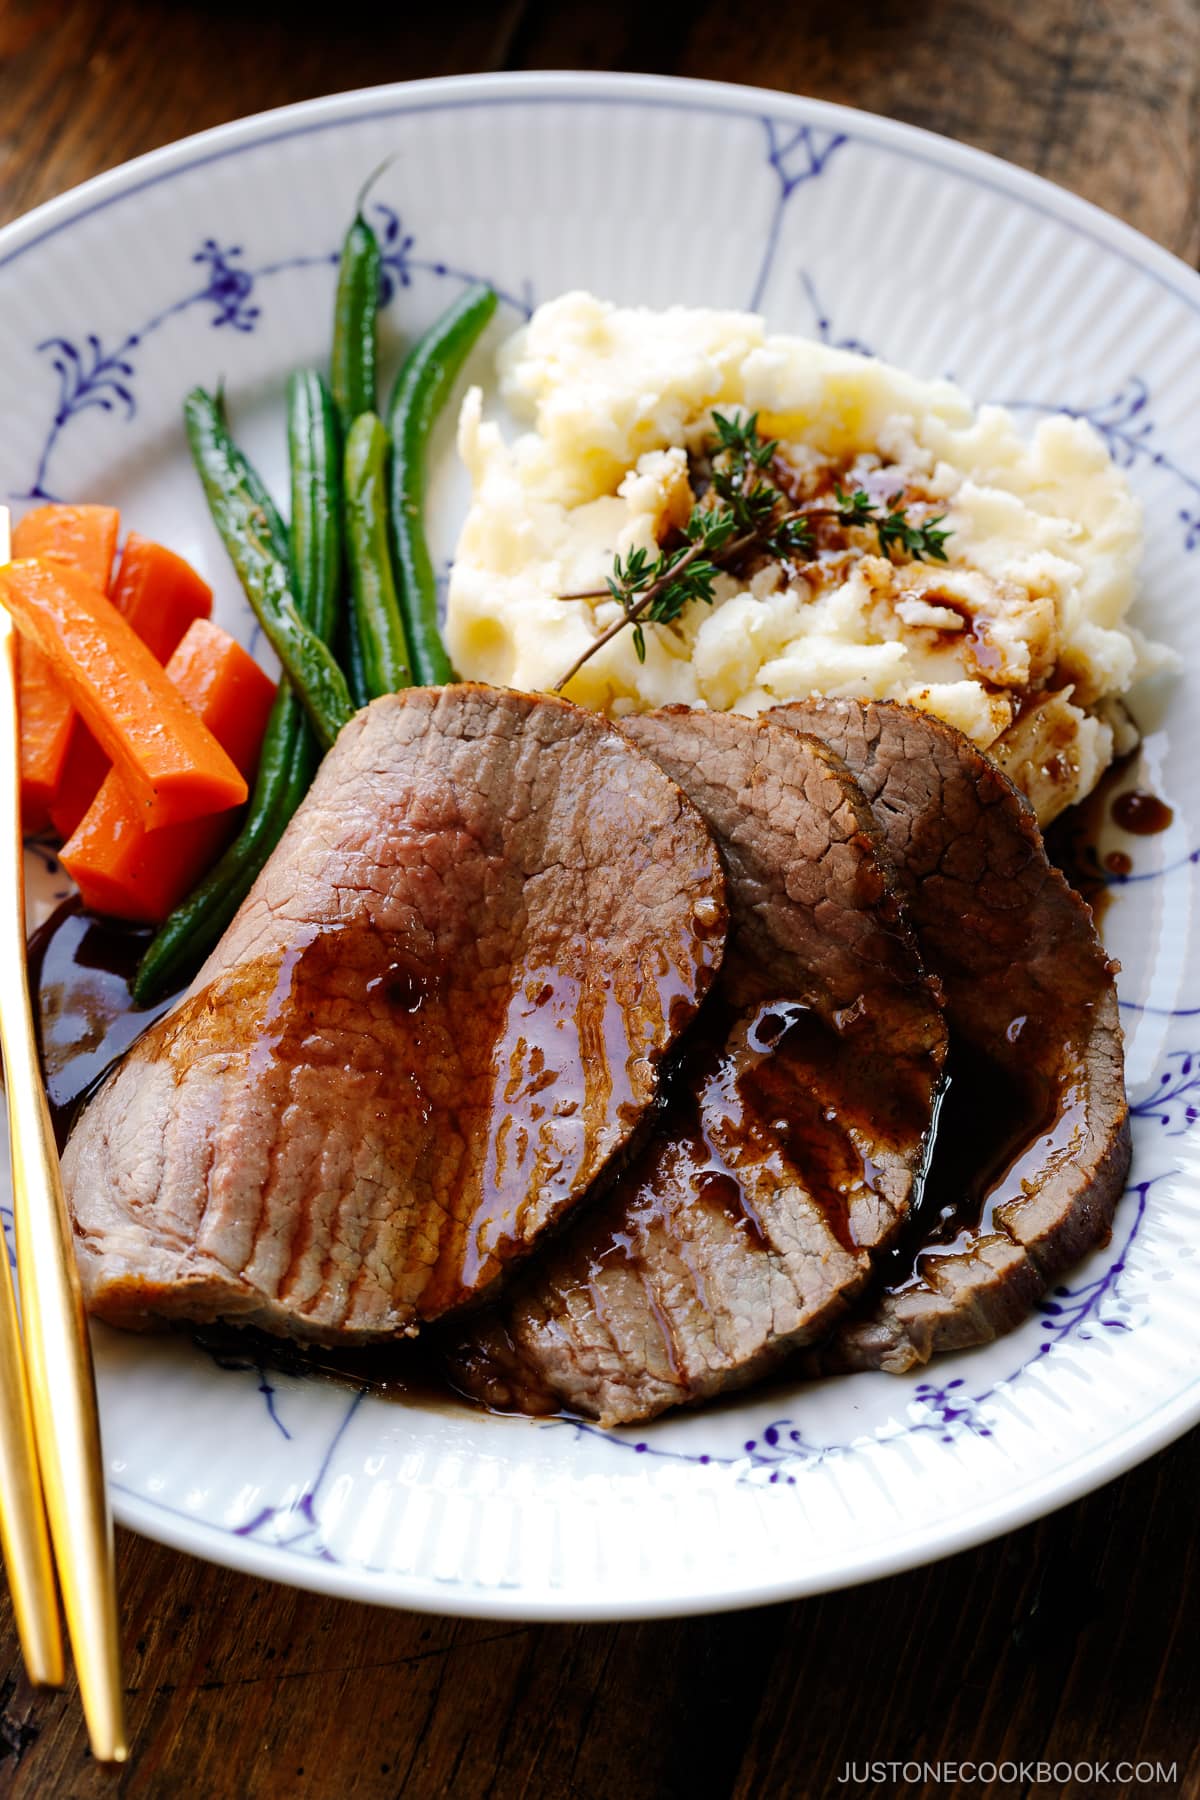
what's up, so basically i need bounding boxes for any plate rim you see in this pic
[8,67,1200,1616]
[109,1368,1200,1620]
[5,68,1200,317]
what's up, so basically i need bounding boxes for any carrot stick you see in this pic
[15,640,75,834]
[160,620,276,779]
[47,534,216,837]
[61,620,276,923]
[47,729,111,842]
[0,559,248,829]
[11,509,212,837]
[12,505,119,833]
[109,532,212,663]
[13,504,119,591]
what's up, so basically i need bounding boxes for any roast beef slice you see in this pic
[64,685,728,1341]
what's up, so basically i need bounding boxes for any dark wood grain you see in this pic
[2,2,1198,1794]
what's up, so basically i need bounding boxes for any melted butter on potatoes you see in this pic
[447,291,1173,821]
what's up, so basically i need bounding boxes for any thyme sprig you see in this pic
[553,412,952,690]
[832,484,952,564]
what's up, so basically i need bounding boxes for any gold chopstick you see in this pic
[0,506,64,1692]
[0,507,127,1761]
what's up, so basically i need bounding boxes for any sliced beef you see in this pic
[770,698,1130,1373]
[63,685,728,1342]
[448,710,947,1425]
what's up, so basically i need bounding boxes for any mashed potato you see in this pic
[447,292,1171,820]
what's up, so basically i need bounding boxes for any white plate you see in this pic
[4,72,1199,1620]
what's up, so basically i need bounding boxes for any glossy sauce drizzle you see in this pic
[33,888,718,1325]
[1045,754,1174,925]
[581,986,936,1302]
[1111,789,1174,835]
[28,899,181,1150]
[26,908,531,1413]
[875,1033,1082,1293]
[192,1321,462,1410]
[156,926,649,1315]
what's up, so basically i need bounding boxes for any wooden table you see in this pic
[2,3,1198,1794]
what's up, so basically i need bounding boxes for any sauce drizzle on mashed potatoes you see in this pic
[446,292,1173,822]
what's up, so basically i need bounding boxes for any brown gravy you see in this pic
[1044,755,1173,926]
[566,984,944,1346]
[107,916,692,1320]
[28,898,181,1151]
[1111,788,1174,835]
[125,1027,1079,1400]
[875,1035,1081,1295]
[191,1321,462,1411]
[1044,767,1120,923]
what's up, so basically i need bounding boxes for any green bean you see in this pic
[287,369,343,643]
[344,411,412,697]
[131,694,316,1002]
[386,283,497,686]
[338,606,372,711]
[331,211,381,435]
[290,364,374,707]
[136,375,346,998]
[185,387,352,749]
[215,396,289,564]
[329,210,388,692]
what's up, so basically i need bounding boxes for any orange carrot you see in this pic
[12,509,211,835]
[160,620,276,780]
[47,534,216,836]
[109,532,213,663]
[61,620,276,923]
[13,503,119,590]
[47,728,111,841]
[15,639,74,834]
[0,559,248,829]
[12,505,119,833]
